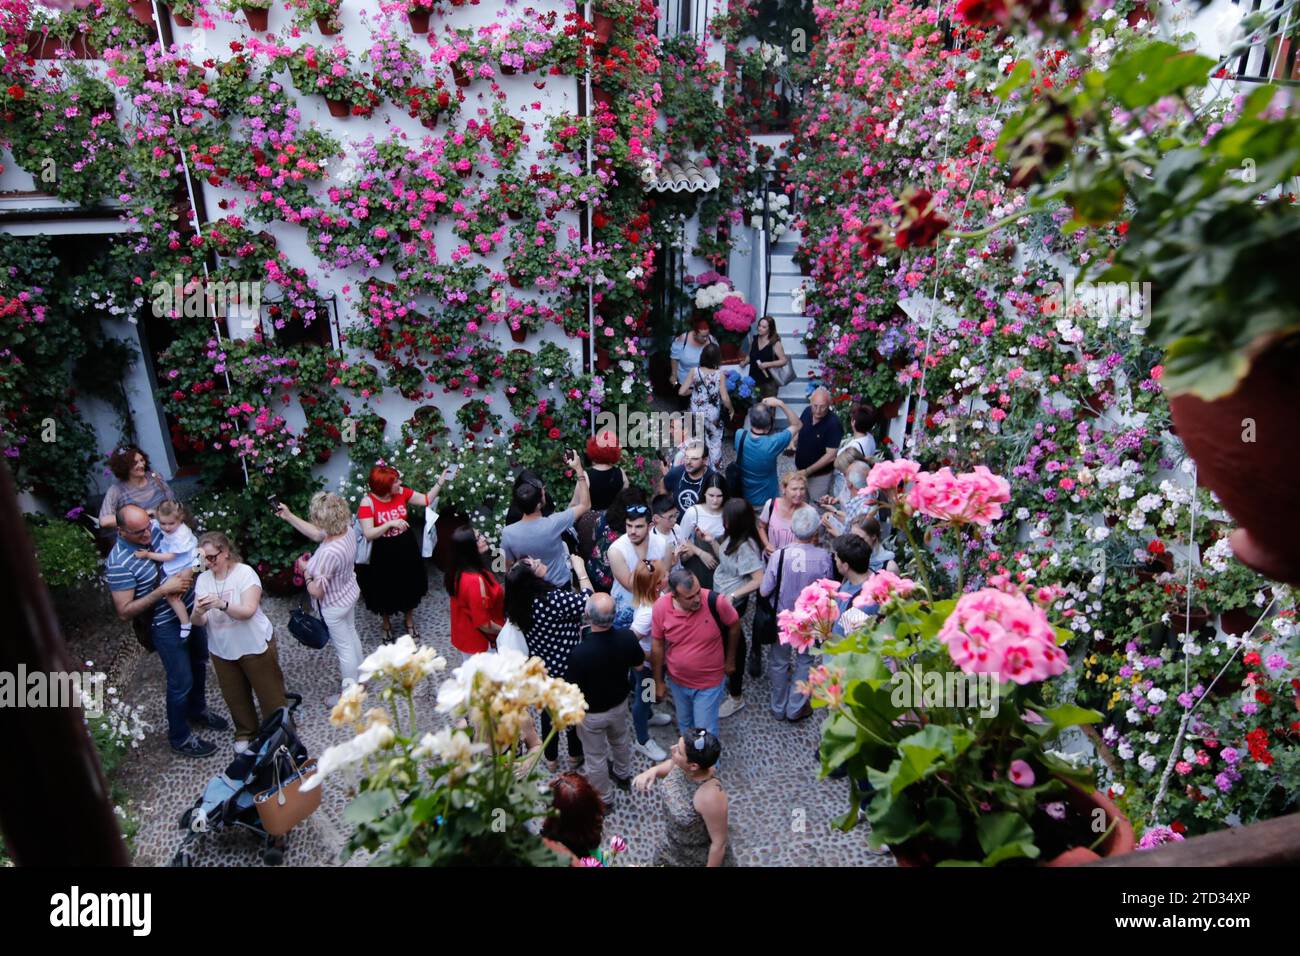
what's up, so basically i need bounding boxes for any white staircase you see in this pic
[763,228,813,427]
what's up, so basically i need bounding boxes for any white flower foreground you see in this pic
[302,637,588,866]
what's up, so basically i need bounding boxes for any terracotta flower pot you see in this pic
[892,779,1135,867]
[878,397,903,421]
[1125,0,1151,26]
[500,62,518,76]
[451,61,471,88]
[243,6,269,30]
[1168,338,1300,584]
[317,16,340,34]
[173,9,193,26]
[508,274,525,289]
[510,325,527,344]
[592,86,614,109]
[719,340,744,365]
[593,12,614,43]
[800,261,812,276]
[325,97,350,117]
[407,9,430,33]
[595,346,613,371]
[1220,606,1262,637]
[507,208,523,221]
[128,0,154,26]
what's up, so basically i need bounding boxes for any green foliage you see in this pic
[25,514,100,590]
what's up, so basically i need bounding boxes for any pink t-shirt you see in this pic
[650,589,739,689]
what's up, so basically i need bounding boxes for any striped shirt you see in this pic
[106,529,191,628]
[305,533,360,608]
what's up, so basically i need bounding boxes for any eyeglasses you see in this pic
[202,552,222,563]
[123,524,151,535]
[626,504,649,516]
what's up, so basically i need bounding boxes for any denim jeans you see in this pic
[152,617,211,747]
[666,675,727,741]
[629,663,653,744]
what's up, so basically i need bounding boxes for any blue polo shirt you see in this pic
[106,529,192,628]
[733,428,792,507]
[795,407,844,474]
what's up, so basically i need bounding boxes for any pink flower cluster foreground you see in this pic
[938,587,1069,685]
[866,459,1011,527]
[777,578,844,652]
[853,570,918,608]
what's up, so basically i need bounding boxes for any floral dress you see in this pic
[653,768,735,867]
[690,368,725,470]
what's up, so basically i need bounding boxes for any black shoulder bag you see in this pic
[752,548,783,646]
[724,429,746,496]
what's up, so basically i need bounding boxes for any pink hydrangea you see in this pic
[938,588,1069,684]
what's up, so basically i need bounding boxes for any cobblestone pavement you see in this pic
[119,575,892,867]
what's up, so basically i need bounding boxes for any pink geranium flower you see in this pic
[1008,760,1035,787]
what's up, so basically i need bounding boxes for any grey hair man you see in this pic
[733,396,801,509]
[567,592,645,804]
[760,506,834,722]
[822,460,875,537]
[794,386,844,502]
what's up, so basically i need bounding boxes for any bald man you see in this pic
[794,387,844,502]
[566,592,645,804]
[107,504,225,758]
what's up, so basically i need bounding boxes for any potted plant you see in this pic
[713,293,757,364]
[283,43,380,117]
[306,640,587,866]
[803,459,1135,865]
[286,0,342,35]
[405,0,436,33]
[170,0,201,26]
[222,0,272,30]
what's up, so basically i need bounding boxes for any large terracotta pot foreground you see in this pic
[891,778,1135,867]
[1168,338,1300,585]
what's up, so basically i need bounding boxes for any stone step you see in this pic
[766,272,808,295]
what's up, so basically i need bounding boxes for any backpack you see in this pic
[584,513,616,593]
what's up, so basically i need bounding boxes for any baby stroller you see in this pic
[170,693,316,867]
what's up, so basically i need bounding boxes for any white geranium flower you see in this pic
[301,721,395,791]
[1138,752,1158,773]
[1117,740,1134,760]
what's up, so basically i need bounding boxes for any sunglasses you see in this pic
[626,504,649,516]
[202,551,223,563]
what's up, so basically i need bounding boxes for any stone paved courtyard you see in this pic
[117,573,893,867]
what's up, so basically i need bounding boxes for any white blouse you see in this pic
[196,563,275,661]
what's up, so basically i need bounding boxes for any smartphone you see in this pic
[445,463,460,480]
[267,494,280,511]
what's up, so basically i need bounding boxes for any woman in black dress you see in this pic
[748,315,791,399]
[585,430,627,513]
[355,463,446,642]
[504,558,593,772]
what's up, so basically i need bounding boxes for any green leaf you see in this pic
[1103,43,1215,109]
[1037,702,1103,730]
[865,789,926,846]
[994,60,1032,102]
[343,788,397,827]
[976,812,1040,865]
[924,797,963,845]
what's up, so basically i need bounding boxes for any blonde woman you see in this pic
[192,532,288,753]
[630,561,672,762]
[758,470,810,557]
[277,493,363,698]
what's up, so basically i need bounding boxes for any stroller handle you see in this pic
[286,692,303,713]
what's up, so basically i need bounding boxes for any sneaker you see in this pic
[634,738,668,762]
[648,712,674,727]
[719,695,745,719]
[789,702,814,722]
[233,740,252,755]
[172,735,217,758]
[189,711,229,732]
[610,768,632,792]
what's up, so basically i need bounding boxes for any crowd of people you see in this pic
[99,387,896,866]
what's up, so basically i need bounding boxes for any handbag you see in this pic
[770,354,795,387]
[724,430,747,494]
[288,594,331,650]
[496,619,529,656]
[753,547,784,646]
[353,495,372,566]
[421,500,438,559]
[254,748,321,836]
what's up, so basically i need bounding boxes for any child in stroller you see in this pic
[171,693,315,866]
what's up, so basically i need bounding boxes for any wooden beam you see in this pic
[1091,812,1300,867]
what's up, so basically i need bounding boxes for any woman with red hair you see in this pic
[584,430,627,513]
[355,462,450,642]
[540,772,606,863]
